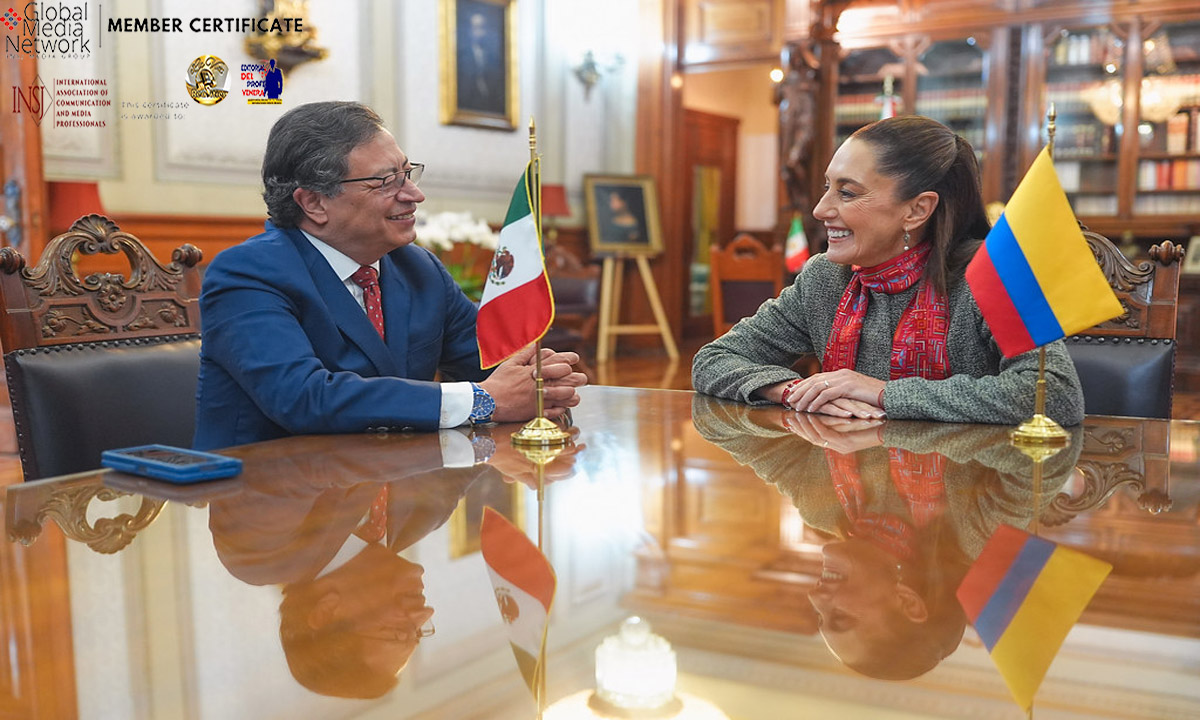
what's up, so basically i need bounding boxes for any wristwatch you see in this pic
[469,383,495,425]
[468,427,497,464]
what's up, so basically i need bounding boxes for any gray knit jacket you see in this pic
[691,253,1086,426]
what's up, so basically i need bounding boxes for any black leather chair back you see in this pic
[1063,235,1185,419]
[5,337,202,481]
[0,215,204,482]
[1066,337,1174,419]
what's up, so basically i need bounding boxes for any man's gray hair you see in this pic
[261,101,386,228]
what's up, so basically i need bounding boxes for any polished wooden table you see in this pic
[3,386,1199,720]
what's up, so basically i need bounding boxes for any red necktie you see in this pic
[356,486,389,543]
[350,266,385,340]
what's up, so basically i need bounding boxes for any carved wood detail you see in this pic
[0,213,202,350]
[7,480,163,554]
[1075,233,1183,339]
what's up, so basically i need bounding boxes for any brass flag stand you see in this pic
[512,117,571,448]
[1010,104,1071,451]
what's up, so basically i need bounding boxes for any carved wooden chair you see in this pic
[709,234,784,336]
[0,214,203,480]
[1065,232,1185,419]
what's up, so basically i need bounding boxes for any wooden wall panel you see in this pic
[684,0,784,67]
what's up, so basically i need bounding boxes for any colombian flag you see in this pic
[477,164,555,368]
[965,147,1122,357]
[956,525,1112,712]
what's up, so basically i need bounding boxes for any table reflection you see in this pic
[3,387,1198,720]
[692,394,1082,679]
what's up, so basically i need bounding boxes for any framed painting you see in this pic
[583,174,664,256]
[439,0,519,131]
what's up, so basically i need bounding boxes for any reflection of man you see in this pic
[264,58,283,99]
[456,5,505,114]
[207,431,492,698]
[193,101,585,449]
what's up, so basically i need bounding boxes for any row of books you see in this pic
[837,90,987,124]
[1051,122,1116,158]
[1047,75,1200,124]
[1137,159,1200,190]
[1045,81,1114,117]
[1070,195,1118,216]
[913,89,987,117]
[1162,109,1200,154]
[1133,193,1200,215]
[1053,161,1114,194]
[1049,31,1116,68]
[835,94,905,124]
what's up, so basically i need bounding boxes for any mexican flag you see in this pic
[477,164,555,368]
[784,214,810,273]
[481,507,555,701]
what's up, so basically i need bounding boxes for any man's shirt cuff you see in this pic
[440,382,474,428]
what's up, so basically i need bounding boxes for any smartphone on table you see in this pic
[101,444,243,483]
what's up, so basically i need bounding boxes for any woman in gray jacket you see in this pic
[692,116,1083,426]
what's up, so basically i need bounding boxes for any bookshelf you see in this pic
[833,46,904,147]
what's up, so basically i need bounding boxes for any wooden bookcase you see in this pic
[779,0,1200,395]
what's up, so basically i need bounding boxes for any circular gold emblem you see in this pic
[186,55,229,106]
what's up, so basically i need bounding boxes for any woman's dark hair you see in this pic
[851,116,991,293]
[261,101,386,228]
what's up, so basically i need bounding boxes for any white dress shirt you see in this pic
[302,231,473,427]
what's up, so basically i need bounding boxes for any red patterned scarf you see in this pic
[825,447,947,562]
[823,243,951,380]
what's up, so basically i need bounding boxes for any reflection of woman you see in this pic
[691,394,1080,680]
[692,116,1084,426]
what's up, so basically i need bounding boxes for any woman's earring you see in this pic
[903,229,911,251]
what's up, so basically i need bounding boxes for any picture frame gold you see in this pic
[448,473,525,558]
[584,174,665,256]
[438,0,519,131]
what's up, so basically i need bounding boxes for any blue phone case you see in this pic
[101,444,243,483]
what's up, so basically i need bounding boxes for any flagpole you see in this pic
[512,442,564,720]
[1011,103,1070,449]
[513,117,570,448]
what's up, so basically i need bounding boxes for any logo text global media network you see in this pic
[4,2,91,57]
[4,1,306,58]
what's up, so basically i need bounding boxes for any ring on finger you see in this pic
[823,380,830,388]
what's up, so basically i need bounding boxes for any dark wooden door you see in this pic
[682,108,739,339]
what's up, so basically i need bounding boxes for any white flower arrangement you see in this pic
[414,210,500,252]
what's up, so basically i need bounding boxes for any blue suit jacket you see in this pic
[193,222,488,450]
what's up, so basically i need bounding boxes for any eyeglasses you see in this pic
[339,163,425,191]
[353,617,436,642]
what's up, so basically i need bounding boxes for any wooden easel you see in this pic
[595,254,679,363]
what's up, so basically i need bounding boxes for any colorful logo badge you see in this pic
[185,55,229,106]
[2,7,18,31]
[243,58,283,105]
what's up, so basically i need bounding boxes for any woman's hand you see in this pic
[811,397,886,419]
[782,411,885,453]
[784,369,886,417]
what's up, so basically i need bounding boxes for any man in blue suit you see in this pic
[194,101,585,450]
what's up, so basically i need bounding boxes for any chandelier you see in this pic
[1086,76,1183,126]
[1085,29,1183,126]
